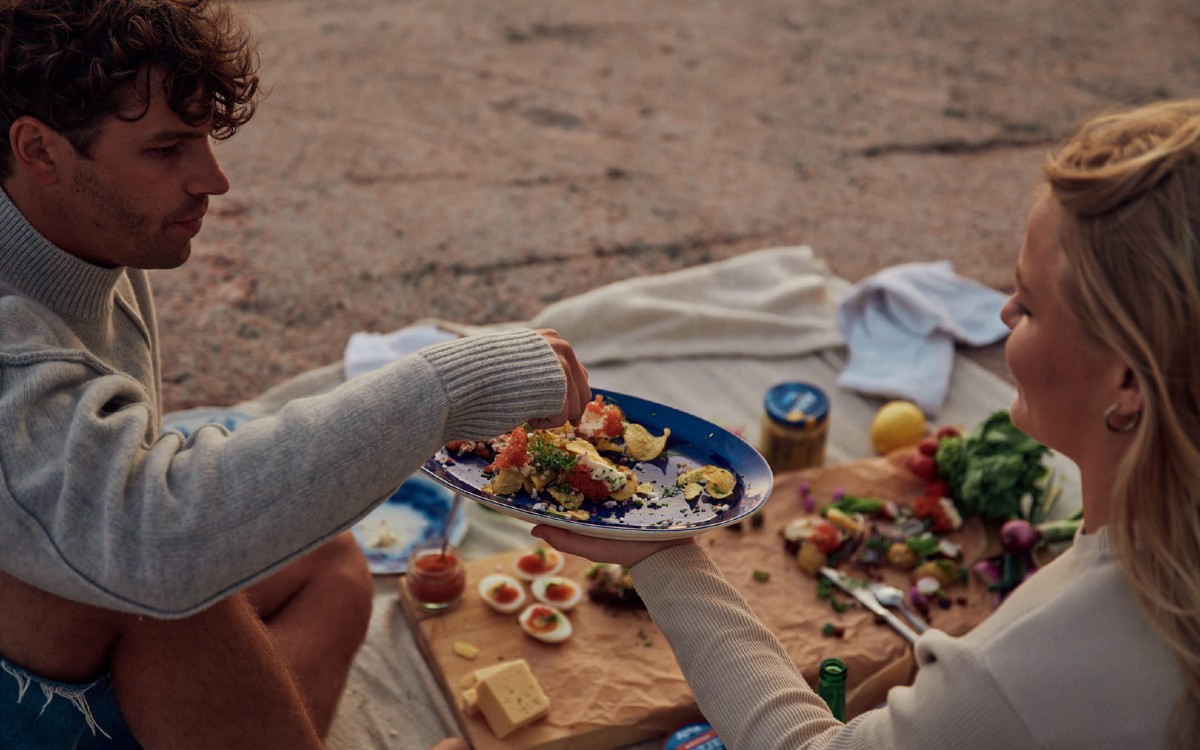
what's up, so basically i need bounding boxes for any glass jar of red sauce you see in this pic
[406,541,466,612]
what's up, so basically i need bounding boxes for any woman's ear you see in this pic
[1117,365,1145,415]
[9,116,68,184]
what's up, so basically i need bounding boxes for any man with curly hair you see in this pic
[0,1,589,748]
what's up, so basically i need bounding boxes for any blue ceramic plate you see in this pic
[161,407,467,574]
[161,406,262,437]
[349,474,467,574]
[421,388,773,540]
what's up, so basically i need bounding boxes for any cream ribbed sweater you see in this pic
[633,528,1186,749]
[0,189,566,617]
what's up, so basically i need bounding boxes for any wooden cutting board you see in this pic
[399,453,997,750]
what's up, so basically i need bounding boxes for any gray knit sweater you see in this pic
[0,189,566,617]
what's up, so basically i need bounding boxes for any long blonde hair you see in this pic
[1045,100,1200,747]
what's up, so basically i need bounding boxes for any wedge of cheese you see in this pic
[472,658,551,739]
[462,687,480,717]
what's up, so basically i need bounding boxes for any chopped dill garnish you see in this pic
[660,484,682,497]
[528,434,578,474]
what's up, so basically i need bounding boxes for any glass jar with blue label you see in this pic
[759,382,830,473]
[663,720,725,749]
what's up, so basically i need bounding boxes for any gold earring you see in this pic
[1103,404,1140,434]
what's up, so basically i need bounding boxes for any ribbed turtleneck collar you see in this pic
[0,187,125,320]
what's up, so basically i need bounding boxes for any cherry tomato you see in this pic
[936,425,962,440]
[912,494,954,533]
[917,436,940,456]
[809,520,843,554]
[905,452,938,481]
[924,479,952,500]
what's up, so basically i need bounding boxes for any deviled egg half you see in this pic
[529,575,583,612]
[513,546,565,580]
[477,573,527,614]
[517,603,573,643]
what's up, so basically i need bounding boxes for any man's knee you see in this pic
[297,530,372,638]
[311,531,374,638]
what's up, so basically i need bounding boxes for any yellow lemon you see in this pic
[869,400,927,454]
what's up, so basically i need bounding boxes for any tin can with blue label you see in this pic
[662,721,725,749]
[759,382,830,473]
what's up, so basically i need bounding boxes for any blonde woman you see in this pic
[536,99,1200,749]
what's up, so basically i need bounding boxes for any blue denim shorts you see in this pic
[0,656,138,749]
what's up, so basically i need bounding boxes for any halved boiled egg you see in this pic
[477,573,527,614]
[529,576,583,612]
[517,603,573,644]
[513,546,565,580]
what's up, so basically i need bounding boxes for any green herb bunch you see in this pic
[528,434,578,475]
[934,410,1054,523]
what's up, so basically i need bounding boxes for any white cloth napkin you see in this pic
[528,245,845,365]
[342,324,458,380]
[836,261,1010,416]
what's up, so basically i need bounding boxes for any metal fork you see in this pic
[867,581,928,634]
[820,567,920,645]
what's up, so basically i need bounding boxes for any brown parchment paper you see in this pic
[400,453,998,750]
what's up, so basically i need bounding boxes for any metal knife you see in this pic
[819,567,920,645]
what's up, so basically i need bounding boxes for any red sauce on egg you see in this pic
[492,583,520,604]
[525,605,559,633]
[517,551,555,575]
[544,582,575,602]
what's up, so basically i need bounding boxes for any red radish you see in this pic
[999,519,1041,554]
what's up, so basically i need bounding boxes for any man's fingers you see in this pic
[533,328,590,426]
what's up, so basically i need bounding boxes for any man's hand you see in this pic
[532,524,695,568]
[528,329,590,429]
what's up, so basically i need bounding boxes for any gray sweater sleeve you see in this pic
[0,326,565,617]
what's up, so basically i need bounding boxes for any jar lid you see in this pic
[662,721,725,750]
[764,382,829,427]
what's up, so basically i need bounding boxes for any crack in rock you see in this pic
[405,231,772,281]
[857,135,1057,158]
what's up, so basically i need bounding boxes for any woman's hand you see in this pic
[529,328,590,429]
[532,524,695,568]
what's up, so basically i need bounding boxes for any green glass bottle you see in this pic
[816,657,847,722]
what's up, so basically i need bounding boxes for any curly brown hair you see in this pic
[0,0,260,178]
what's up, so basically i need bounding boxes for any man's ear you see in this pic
[9,116,69,184]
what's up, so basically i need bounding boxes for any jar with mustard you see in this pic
[758,382,830,473]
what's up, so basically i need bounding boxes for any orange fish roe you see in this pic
[565,463,612,501]
[486,427,529,472]
[584,395,624,437]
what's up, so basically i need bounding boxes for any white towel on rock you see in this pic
[528,245,845,365]
[836,261,1010,417]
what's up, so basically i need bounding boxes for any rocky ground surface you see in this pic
[154,0,1200,411]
